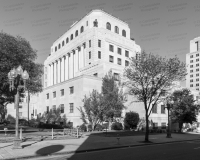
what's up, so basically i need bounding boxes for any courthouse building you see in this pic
[41,9,141,126]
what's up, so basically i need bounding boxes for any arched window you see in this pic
[122,30,126,37]
[115,26,119,34]
[80,26,84,33]
[75,30,78,37]
[55,46,57,52]
[62,41,64,46]
[71,34,73,40]
[106,22,111,30]
[58,44,61,49]
[66,38,69,43]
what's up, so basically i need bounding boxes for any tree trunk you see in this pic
[179,122,183,133]
[145,112,149,142]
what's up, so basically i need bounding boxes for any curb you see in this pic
[3,138,200,160]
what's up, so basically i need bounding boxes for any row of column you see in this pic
[48,43,86,86]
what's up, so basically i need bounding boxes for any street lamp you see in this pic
[165,101,173,138]
[8,65,29,149]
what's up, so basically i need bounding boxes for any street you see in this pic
[31,140,200,160]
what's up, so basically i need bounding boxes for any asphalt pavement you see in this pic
[0,131,200,160]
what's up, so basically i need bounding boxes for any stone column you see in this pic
[61,56,65,82]
[48,64,51,86]
[72,50,75,78]
[54,61,57,84]
[65,54,69,80]
[83,43,86,67]
[75,48,79,75]
[52,62,54,85]
[69,52,73,79]
[80,44,84,68]
[58,59,61,83]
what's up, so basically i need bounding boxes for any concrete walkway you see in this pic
[0,132,200,160]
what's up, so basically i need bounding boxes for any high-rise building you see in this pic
[42,9,141,126]
[186,37,200,91]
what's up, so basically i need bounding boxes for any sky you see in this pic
[1,0,200,86]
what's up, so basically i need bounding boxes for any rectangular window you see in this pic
[117,48,121,55]
[109,44,114,52]
[197,53,199,57]
[98,40,101,47]
[19,112,22,117]
[117,58,121,65]
[190,75,193,78]
[70,103,74,113]
[190,60,193,63]
[61,104,64,113]
[45,74,47,79]
[190,84,193,87]
[195,41,199,51]
[52,105,56,112]
[98,51,101,59]
[86,21,88,26]
[61,89,64,96]
[197,59,199,62]
[190,55,193,58]
[47,93,49,99]
[89,40,91,48]
[196,83,199,86]
[45,82,47,87]
[70,86,74,94]
[152,104,157,113]
[53,91,56,98]
[196,63,199,67]
[19,105,22,108]
[190,70,193,73]
[125,50,129,57]
[93,73,98,77]
[109,55,114,63]
[197,68,199,72]
[161,123,166,129]
[35,109,37,116]
[114,73,119,81]
[197,78,199,81]
[161,105,165,114]
[190,65,193,68]
[190,79,193,82]
[125,60,129,66]
[197,73,199,76]
[47,106,49,113]
[153,123,158,129]
[89,52,91,59]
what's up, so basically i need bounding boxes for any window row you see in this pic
[46,103,74,113]
[109,55,129,66]
[152,104,165,114]
[190,63,200,68]
[190,58,200,63]
[106,22,126,37]
[190,73,199,78]
[190,83,199,87]
[190,53,199,58]
[55,26,84,52]
[109,44,129,57]
[46,87,74,99]
[190,78,199,82]
[190,68,200,72]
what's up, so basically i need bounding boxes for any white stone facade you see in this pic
[186,37,200,91]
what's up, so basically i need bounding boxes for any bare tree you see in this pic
[123,51,186,142]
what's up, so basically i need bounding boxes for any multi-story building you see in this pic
[186,37,200,91]
[41,9,141,127]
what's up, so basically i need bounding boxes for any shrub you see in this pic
[79,124,87,132]
[95,124,103,131]
[7,114,15,123]
[124,111,139,130]
[111,122,123,130]
[38,123,63,129]
[102,123,109,129]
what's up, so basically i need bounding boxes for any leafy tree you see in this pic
[78,90,104,131]
[170,88,200,132]
[123,51,186,142]
[0,31,43,120]
[102,71,126,128]
[124,111,139,130]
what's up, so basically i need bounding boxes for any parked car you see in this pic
[0,119,10,126]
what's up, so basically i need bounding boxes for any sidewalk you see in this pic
[0,132,200,160]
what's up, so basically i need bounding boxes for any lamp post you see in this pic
[165,101,173,138]
[8,66,29,149]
